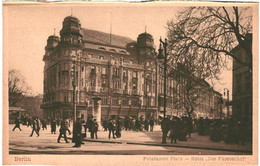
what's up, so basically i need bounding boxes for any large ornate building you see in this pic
[41,15,222,121]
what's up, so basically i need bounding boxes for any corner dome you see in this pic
[137,32,155,48]
[60,15,83,37]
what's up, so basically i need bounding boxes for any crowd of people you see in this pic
[12,114,251,147]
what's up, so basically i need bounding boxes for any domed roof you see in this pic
[47,35,59,41]
[137,32,154,48]
[63,15,81,26]
[60,15,83,37]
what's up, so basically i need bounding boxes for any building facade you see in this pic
[41,16,222,121]
[231,34,252,124]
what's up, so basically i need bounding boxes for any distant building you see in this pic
[231,33,252,124]
[41,15,222,121]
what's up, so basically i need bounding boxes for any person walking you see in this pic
[115,118,122,138]
[36,117,40,134]
[12,117,22,131]
[42,119,47,130]
[51,119,57,134]
[73,118,82,148]
[149,119,154,132]
[91,119,98,139]
[108,119,116,139]
[57,120,70,143]
[30,118,39,137]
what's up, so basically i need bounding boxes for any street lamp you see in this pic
[157,37,168,144]
[157,37,168,120]
[224,88,230,119]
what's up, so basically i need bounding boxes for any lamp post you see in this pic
[72,62,77,124]
[157,37,168,143]
[158,37,168,120]
[224,88,230,119]
[71,53,81,142]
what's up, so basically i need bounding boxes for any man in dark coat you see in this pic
[144,119,149,131]
[51,119,57,134]
[108,119,116,139]
[42,119,47,130]
[91,119,98,139]
[57,120,70,143]
[124,118,129,131]
[149,119,154,132]
[36,117,40,133]
[12,117,22,131]
[30,118,39,137]
[73,118,82,148]
[115,119,122,138]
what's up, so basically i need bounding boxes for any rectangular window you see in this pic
[102,67,107,75]
[112,98,118,106]
[91,66,96,74]
[91,79,95,87]
[113,68,119,76]
[133,82,137,90]
[102,80,107,87]
[113,81,119,89]
[102,97,107,104]
[123,70,127,78]
[99,56,104,60]
[133,71,137,78]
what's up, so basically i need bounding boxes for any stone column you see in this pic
[92,97,102,126]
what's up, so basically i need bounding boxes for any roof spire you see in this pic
[145,26,147,33]
[71,8,73,16]
[54,28,56,35]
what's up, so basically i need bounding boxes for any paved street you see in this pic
[9,124,251,155]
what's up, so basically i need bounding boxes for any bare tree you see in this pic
[8,69,28,106]
[167,7,252,71]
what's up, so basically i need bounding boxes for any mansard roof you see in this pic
[82,28,135,49]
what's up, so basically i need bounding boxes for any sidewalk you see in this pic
[73,125,252,153]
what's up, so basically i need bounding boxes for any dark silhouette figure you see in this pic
[108,119,116,139]
[57,120,70,143]
[30,118,39,137]
[51,120,57,134]
[149,119,154,132]
[12,117,22,131]
[73,118,82,148]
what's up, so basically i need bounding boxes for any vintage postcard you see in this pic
[2,2,258,165]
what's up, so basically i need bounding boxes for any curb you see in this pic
[67,137,252,154]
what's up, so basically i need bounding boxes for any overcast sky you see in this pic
[4,3,233,98]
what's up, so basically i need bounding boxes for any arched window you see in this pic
[98,47,106,51]
[109,49,116,52]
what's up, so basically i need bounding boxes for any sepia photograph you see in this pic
[3,2,258,165]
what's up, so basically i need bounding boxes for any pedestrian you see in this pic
[115,118,122,138]
[91,119,98,139]
[12,117,22,131]
[144,119,149,131]
[57,120,70,143]
[149,119,154,132]
[108,119,116,139]
[102,118,108,131]
[51,119,57,134]
[30,118,39,137]
[170,117,180,143]
[124,117,129,131]
[135,118,140,131]
[36,117,40,133]
[73,118,82,148]
[42,119,47,130]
